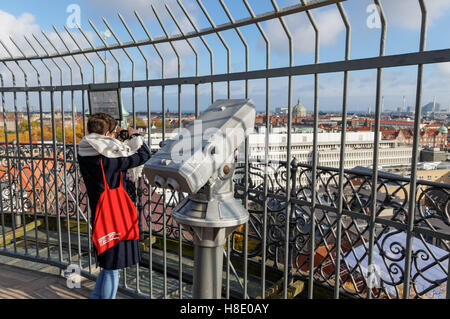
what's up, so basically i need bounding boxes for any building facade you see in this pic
[245,131,413,188]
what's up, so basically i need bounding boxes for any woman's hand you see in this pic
[128,127,139,136]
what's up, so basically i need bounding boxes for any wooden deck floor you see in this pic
[0,258,129,299]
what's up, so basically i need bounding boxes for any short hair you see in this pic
[87,113,117,135]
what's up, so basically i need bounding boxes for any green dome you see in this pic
[438,125,448,134]
[293,99,306,114]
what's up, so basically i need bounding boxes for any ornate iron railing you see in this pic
[0,142,448,298]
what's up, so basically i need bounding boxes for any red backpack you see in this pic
[92,158,139,255]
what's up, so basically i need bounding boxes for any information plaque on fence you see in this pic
[88,89,123,121]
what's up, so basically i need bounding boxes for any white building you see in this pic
[247,131,412,169]
[242,131,413,189]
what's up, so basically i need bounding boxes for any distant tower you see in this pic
[403,96,406,112]
[433,96,436,113]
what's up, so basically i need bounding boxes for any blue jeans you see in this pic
[91,269,121,299]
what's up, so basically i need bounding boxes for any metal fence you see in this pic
[0,0,449,299]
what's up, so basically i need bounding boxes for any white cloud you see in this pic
[0,6,195,87]
[263,8,345,55]
[87,0,199,34]
[85,0,200,79]
[436,62,450,75]
[381,0,450,30]
[0,10,41,57]
[0,10,99,87]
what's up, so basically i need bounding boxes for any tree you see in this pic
[129,117,146,127]
[18,120,40,133]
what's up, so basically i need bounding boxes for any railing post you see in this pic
[288,158,299,284]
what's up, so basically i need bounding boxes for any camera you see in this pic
[118,129,130,141]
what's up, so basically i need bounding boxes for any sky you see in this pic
[0,0,450,114]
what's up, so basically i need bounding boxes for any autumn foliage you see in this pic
[0,119,86,145]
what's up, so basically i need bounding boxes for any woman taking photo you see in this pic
[78,113,151,299]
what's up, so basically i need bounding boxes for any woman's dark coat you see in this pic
[78,135,151,270]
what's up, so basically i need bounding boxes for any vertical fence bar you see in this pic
[176,0,215,108]
[367,0,386,299]
[226,234,231,299]
[89,20,121,83]
[300,0,320,299]
[84,102,93,273]
[243,150,249,299]
[0,42,29,255]
[0,73,8,250]
[218,0,250,299]
[65,27,96,84]
[103,17,136,126]
[37,33,65,264]
[147,87,153,299]
[243,0,270,298]
[151,6,179,299]
[245,0,271,298]
[24,35,52,259]
[162,83,167,299]
[71,25,96,270]
[9,38,42,258]
[0,175,6,250]
[77,25,107,84]
[197,0,224,103]
[446,257,450,299]
[53,27,85,269]
[89,19,125,283]
[135,10,165,298]
[403,0,428,299]
[33,32,64,262]
[61,41,92,269]
[0,68,18,254]
[270,0,293,299]
[2,73,23,252]
[103,17,139,291]
[218,0,249,98]
[176,1,246,297]
[72,90,82,269]
[333,2,351,299]
[196,1,232,297]
[118,11,152,295]
[165,4,202,299]
[134,12,152,299]
[63,28,89,269]
[42,31,74,265]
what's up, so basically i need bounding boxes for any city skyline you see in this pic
[0,91,449,114]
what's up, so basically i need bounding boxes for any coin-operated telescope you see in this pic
[144,99,256,299]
